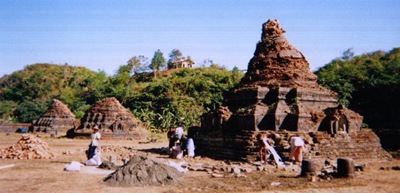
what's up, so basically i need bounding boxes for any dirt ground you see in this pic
[0,132,399,193]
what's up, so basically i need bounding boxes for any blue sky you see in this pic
[1,0,399,77]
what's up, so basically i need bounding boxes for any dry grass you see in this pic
[0,132,400,193]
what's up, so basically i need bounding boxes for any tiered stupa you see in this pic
[32,99,77,132]
[196,19,390,162]
[72,97,148,139]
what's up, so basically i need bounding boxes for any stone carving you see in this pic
[73,97,147,139]
[196,19,389,162]
[32,99,78,132]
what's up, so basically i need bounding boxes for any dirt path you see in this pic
[0,132,399,193]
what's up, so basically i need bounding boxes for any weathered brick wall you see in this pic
[307,129,391,159]
[195,129,391,162]
[0,123,30,133]
[33,117,76,132]
[72,132,147,140]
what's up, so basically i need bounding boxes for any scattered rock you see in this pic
[391,166,400,170]
[232,167,241,175]
[98,161,119,170]
[271,182,281,186]
[235,173,247,178]
[243,167,253,173]
[211,173,224,178]
[310,176,317,182]
[355,164,366,171]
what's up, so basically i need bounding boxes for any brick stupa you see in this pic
[72,97,148,139]
[196,19,390,162]
[32,99,77,132]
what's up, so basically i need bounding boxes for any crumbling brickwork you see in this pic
[73,97,148,139]
[32,99,77,132]
[197,19,389,162]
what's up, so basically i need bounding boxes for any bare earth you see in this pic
[0,132,399,193]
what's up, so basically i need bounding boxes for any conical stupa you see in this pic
[73,97,148,139]
[221,19,362,133]
[241,19,318,87]
[196,19,390,162]
[32,99,77,132]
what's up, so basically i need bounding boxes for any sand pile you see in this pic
[103,155,182,187]
[0,134,56,159]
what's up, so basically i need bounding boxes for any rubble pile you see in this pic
[100,145,141,162]
[103,155,182,187]
[0,134,56,159]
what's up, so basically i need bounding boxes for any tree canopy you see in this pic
[315,48,400,130]
[149,49,166,77]
[0,62,243,132]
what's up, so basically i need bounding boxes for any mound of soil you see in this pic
[103,155,182,187]
[98,161,119,170]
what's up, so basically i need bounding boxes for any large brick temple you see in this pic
[195,19,390,162]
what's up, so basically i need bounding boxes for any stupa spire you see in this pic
[242,19,317,87]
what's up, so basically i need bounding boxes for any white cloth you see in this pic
[172,145,183,159]
[262,138,270,148]
[168,160,188,173]
[64,161,83,171]
[262,137,285,167]
[186,138,195,157]
[175,127,184,139]
[291,137,304,147]
[86,154,102,166]
[91,132,101,146]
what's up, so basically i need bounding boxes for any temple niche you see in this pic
[196,19,390,162]
[32,99,78,132]
[71,97,148,139]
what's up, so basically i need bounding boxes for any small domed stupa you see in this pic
[72,97,148,139]
[32,99,77,132]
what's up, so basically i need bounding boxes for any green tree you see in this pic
[13,100,47,123]
[81,71,112,104]
[128,67,244,131]
[126,55,148,75]
[0,100,18,122]
[316,48,400,131]
[200,59,214,68]
[167,49,183,69]
[149,49,166,78]
[341,48,355,61]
